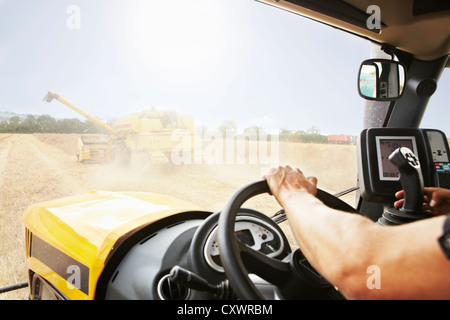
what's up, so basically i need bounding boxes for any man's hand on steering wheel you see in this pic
[264,165,318,206]
[217,171,351,299]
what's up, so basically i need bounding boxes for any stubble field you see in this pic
[0,133,356,299]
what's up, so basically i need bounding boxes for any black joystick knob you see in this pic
[389,147,423,213]
[378,147,432,225]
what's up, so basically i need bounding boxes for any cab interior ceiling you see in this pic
[257,0,450,61]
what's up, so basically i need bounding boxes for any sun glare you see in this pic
[128,0,228,85]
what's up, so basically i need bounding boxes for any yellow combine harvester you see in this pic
[43,91,194,164]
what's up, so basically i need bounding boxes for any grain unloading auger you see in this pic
[43,90,125,163]
[43,91,195,164]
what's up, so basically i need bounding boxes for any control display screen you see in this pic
[376,136,418,181]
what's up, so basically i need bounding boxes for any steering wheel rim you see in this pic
[218,179,358,300]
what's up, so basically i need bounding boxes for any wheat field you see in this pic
[0,133,357,299]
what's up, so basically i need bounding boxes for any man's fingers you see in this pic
[395,190,405,199]
[394,199,404,208]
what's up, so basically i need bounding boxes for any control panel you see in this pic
[357,128,450,204]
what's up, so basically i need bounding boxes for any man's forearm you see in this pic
[281,192,450,299]
[281,192,384,297]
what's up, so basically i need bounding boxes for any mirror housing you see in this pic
[358,59,406,101]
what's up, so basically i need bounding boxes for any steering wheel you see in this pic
[217,179,358,300]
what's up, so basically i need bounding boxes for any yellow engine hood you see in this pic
[23,190,206,299]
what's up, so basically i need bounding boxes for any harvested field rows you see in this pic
[0,133,356,299]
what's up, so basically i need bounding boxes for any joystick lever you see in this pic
[378,147,432,225]
[389,147,423,213]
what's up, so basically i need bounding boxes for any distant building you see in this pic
[327,135,354,144]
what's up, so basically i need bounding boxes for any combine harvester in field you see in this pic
[43,91,194,165]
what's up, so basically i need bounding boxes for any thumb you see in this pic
[306,176,318,195]
[426,188,445,208]
[429,194,439,208]
[307,176,318,187]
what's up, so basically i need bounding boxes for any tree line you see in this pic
[0,115,108,134]
[217,121,329,144]
[279,127,329,144]
[0,115,332,144]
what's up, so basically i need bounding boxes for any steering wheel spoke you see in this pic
[236,237,291,286]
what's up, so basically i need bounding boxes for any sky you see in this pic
[0,0,448,136]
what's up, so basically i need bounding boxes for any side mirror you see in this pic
[358,59,406,101]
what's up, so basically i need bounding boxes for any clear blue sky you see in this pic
[0,0,448,136]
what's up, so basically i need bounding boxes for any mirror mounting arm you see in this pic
[380,43,397,60]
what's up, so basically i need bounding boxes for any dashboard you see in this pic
[102,208,291,300]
